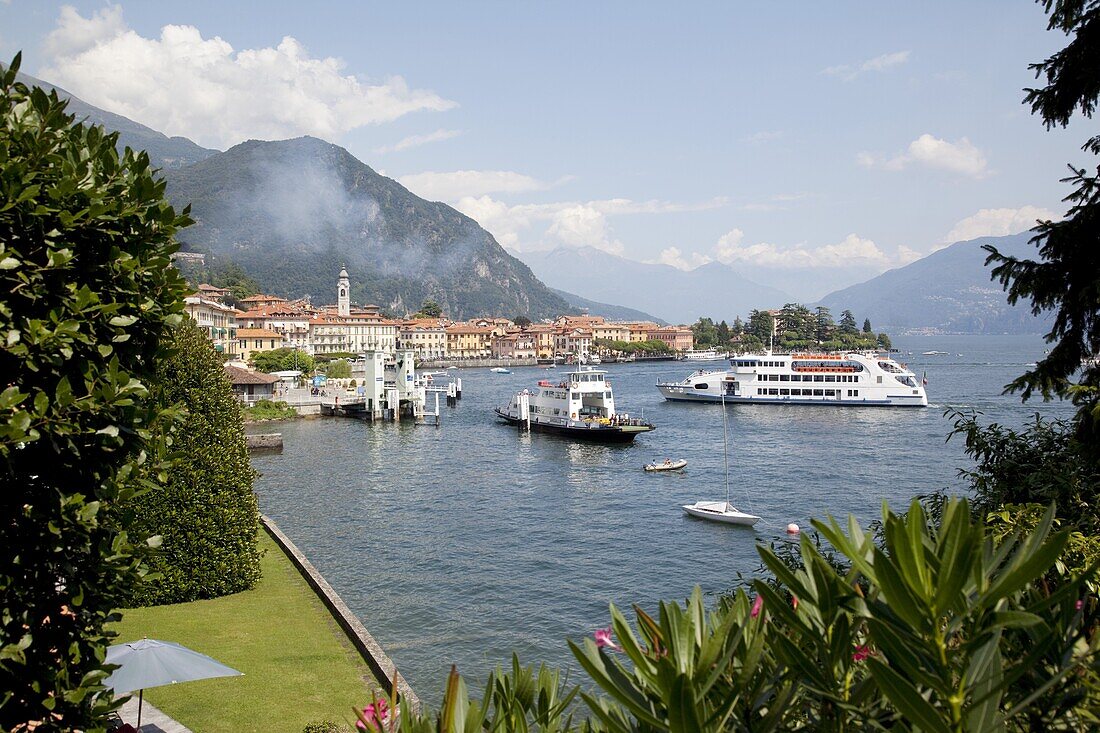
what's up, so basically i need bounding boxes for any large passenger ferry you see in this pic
[495,366,655,442]
[656,351,928,407]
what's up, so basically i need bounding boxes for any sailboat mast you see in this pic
[721,392,730,506]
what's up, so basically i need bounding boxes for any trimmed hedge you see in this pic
[129,321,262,605]
[0,56,189,730]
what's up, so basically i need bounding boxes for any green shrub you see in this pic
[0,56,189,730]
[128,321,262,606]
[302,721,353,733]
[243,399,298,421]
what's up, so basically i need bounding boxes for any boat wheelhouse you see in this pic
[495,366,654,442]
[657,351,927,407]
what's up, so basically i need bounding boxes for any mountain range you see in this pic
[19,68,1053,332]
[164,136,570,319]
[818,232,1050,334]
[515,247,792,324]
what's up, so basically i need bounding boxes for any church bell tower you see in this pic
[337,265,350,317]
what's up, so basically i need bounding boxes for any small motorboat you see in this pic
[644,459,687,472]
[490,367,512,374]
[682,501,760,526]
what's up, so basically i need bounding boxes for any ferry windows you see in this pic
[780,388,790,395]
[780,374,789,381]
[813,389,823,396]
[825,389,835,396]
[877,376,883,384]
[825,375,835,382]
[814,375,824,382]
[768,388,779,395]
[694,383,709,390]
[605,391,612,398]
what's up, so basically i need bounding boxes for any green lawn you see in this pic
[112,531,376,733]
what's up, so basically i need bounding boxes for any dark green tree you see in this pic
[731,316,745,335]
[863,317,873,333]
[129,322,262,606]
[747,309,775,344]
[876,332,892,350]
[416,299,443,318]
[690,317,718,347]
[513,315,532,327]
[839,309,858,334]
[814,306,834,342]
[716,320,731,346]
[0,57,189,730]
[984,0,1100,451]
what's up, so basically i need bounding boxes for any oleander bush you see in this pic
[128,320,262,606]
[0,55,189,730]
[358,499,1098,733]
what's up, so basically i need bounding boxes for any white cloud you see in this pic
[943,205,1059,244]
[399,170,561,201]
[858,133,989,178]
[375,128,461,154]
[822,50,910,81]
[448,194,727,255]
[40,5,455,149]
[649,247,713,270]
[713,231,909,270]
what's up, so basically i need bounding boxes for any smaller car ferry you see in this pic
[494,366,654,442]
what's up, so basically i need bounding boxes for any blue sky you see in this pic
[0,1,1088,299]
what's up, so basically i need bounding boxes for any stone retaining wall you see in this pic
[245,433,283,451]
[260,516,420,713]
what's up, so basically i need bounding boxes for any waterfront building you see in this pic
[653,326,694,353]
[236,328,284,364]
[237,305,312,352]
[309,312,398,356]
[184,295,239,357]
[591,323,631,343]
[399,318,448,360]
[492,331,537,359]
[625,322,660,342]
[554,327,593,358]
[526,324,557,360]
[223,364,279,403]
[446,323,494,358]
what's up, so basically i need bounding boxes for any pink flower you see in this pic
[750,595,764,618]
[1076,599,1084,611]
[791,595,799,611]
[852,645,872,662]
[356,699,389,731]
[594,627,621,651]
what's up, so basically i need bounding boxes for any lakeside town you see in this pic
[189,266,694,366]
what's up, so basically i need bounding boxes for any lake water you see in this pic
[251,335,1073,704]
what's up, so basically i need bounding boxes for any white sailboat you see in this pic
[682,394,761,526]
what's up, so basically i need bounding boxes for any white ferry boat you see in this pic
[656,351,927,407]
[495,366,655,442]
[682,348,729,362]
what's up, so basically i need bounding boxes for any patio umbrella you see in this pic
[105,638,242,728]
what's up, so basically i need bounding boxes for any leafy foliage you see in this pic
[251,347,314,374]
[325,358,352,379]
[415,299,443,318]
[243,399,299,422]
[128,321,262,606]
[0,55,189,730]
[947,408,1100,534]
[984,0,1100,447]
[696,304,885,352]
[370,500,1099,733]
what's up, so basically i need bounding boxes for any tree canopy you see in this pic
[251,347,313,374]
[985,0,1100,452]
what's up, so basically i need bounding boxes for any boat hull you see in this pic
[644,460,687,471]
[657,384,926,407]
[682,503,760,526]
[494,409,653,443]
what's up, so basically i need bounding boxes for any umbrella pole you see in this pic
[137,689,143,730]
